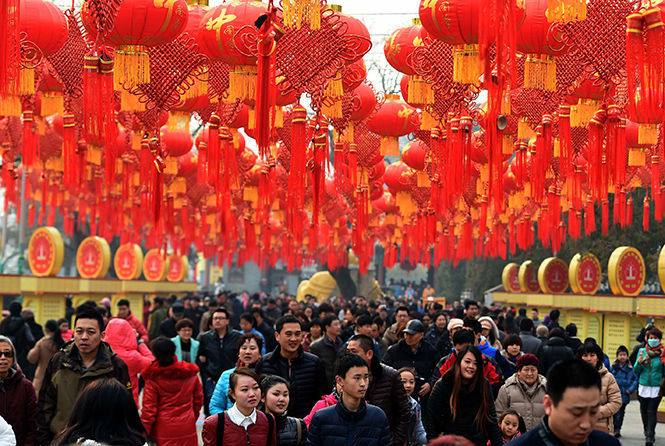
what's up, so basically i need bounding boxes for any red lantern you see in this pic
[342,59,367,92]
[401,138,428,170]
[384,21,424,75]
[20,0,68,57]
[178,150,198,176]
[350,83,377,122]
[418,0,479,45]
[81,0,189,85]
[161,127,193,157]
[366,95,419,156]
[328,7,372,64]
[384,160,414,192]
[368,160,386,181]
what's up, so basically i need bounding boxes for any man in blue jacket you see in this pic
[507,358,621,446]
[307,353,391,446]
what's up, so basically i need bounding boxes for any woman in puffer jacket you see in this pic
[304,385,340,427]
[141,337,203,446]
[261,375,307,446]
[578,342,622,434]
[104,318,154,405]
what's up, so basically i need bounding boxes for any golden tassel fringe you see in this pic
[341,121,354,143]
[274,106,284,128]
[502,135,514,155]
[517,119,536,140]
[380,136,400,157]
[546,0,586,22]
[322,100,343,119]
[570,99,599,128]
[248,108,255,130]
[638,123,659,146]
[420,109,439,130]
[120,89,145,112]
[229,65,257,102]
[524,55,556,91]
[325,76,344,99]
[416,171,431,187]
[628,148,646,167]
[408,75,434,105]
[0,95,22,116]
[282,0,321,30]
[40,92,64,117]
[168,112,191,131]
[16,68,35,95]
[114,45,150,87]
[396,191,416,215]
[453,45,481,85]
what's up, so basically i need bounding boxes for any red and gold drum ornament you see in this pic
[538,257,569,294]
[658,246,665,293]
[143,249,169,281]
[502,262,522,293]
[569,253,601,295]
[608,247,645,297]
[76,236,111,279]
[518,260,541,293]
[114,243,144,280]
[28,227,64,277]
[167,254,189,282]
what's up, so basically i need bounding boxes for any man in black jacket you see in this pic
[197,307,241,415]
[538,327,574,376]
[255,315,327,418]
[310,315,342,388]
[347,334,410,446]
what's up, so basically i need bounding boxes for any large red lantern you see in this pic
[366,95,419,156]
[384,21,424,75]
[418,0,479,45]
[384,160,414,192]
[401,138,428,171]
[161,127,193,157]
[20,0,68,57]
[81,0,189,85]
[350,83,377,122]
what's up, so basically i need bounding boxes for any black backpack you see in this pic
[215,411,275,446]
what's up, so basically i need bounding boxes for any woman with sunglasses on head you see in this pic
[0,335,38,445]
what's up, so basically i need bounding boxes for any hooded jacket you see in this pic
[596,365,622,434]
[306,399,392,446]
[538,336,574,376]
[304,390,339,427]
[27,335,59,394]
[0,368,37,446]
[104,318,154,405]
[610,360,638,405]
[494,373,547,431]
[140,360,203,446]
[0,316,35,372]
[115,312,149,343]
[365,362,410,446]
[36,341,131,445]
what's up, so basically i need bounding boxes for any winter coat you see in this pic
[596,365,622,434]
[518,331,542,356]
[634,346,665,387]
[425,371,503,446]
[433,351,501,389]
[610,361,638,405]
[0,415,15,446]
[499,351,524,378]
[506,417,620,446]
[382,339,439,384]
[407,396,427,446]
[36,341,131,445]
[171,335,199,363]
[274,413,307,446]
[209,366,236,414]
[0,368,37,446]
[494,373,547,431]
[104,318,154,405]
[0,316,35,373]
[202,410,277,446]
[255,345,328,418]
[27,335,59,394]
[197,329,242,382]
[115,312,149,343]
[537,336,574,376]
[424,326,447,350]
[306,399,392,446]
[140,360,203,446]
[365,362,410,446]
[304,391,339,427]
[309,336,342,388]
[148,307,167,341]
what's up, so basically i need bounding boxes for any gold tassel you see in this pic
[17,68,35,95]
[628,148,646,166]
[420,109,439,130]
[502,135,514,155]
[321,100,343,119]
[638,123,659,145]
[517,118,536,140]
[546,0,586,22]
[120,89,145,112]
[0,95,22,116]
[244,186,258,203]
[341,121,354,143]
[380,136,399,156]
[168,111,191,131]
[229,65,257,101]
[114,45,150,87]
[524,55,557,91]
[416,171,431,187]
[570,99,599,128]
[408,75,434,105]
[274,106,284,128]
[248,108,256,130]
[453,44,481,85]
[325,76,344,99]
[283,0,321,30]
[40,92,64,116]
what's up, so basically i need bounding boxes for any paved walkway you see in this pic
[618,402,660,446]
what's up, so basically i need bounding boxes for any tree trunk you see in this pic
[327,266,357,300]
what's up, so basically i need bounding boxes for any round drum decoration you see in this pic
[518,260,541,293]
[608,247,645,297]
[538,257,569,294]
[502,262,522,293]
[167,254,189,282]
[76,236,111,279]
[569,253,602,295]
[115,243,144,280]
[28,227,64,277]
[143,249,169,282]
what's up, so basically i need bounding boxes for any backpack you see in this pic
[215,411,275,446]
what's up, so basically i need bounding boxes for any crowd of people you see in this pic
[0,291,660,445]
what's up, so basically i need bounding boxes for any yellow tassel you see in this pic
[341,121,354,143]
[283,0,321,30]
[638,123,659,145]
[502,135,514,155]
[453,44,481,85]
[408,75,434,105]
[628,148,646,166]
[416,171,431,187]
[0,95,21,116]
[274,106,284,128]
[168,111,190,131]
[132,133,142,152]
[16,68,35,95]
[182,74,207,100]
[229,65,257,101]
[420,109,439,130]
[524,55,557,91]
[321,100,343,119]
[248,108,255,130]
[114,45,150,87]
[40,92,63,116]
[325,76,344,99]
[546,0,586,23]
[517,119,536,140]
[570,99,599,128]
[309,0,321,30]
[380,136,399,156]
[120,89,145,112]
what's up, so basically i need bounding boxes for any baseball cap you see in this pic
[403,319,426,335]
[447,318,464,331]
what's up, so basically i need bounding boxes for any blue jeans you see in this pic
[613,403,627,433]
[203,378,217,416]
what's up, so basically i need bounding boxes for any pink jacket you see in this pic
[116,311,149,343]
[304,391,338,427]
[104,318,154,404]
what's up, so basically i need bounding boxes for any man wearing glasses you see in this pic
[197,307,241,415]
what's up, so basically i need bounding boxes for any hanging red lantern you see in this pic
[368,160,386,181]
[516,0,567,91]
[366,95,419,156]
[81,0,189,85]
[328,6,372,65]
[384,160,415,192]
[401,138,428,171]
[350,83,377,122]
[161,127,193,157]
[20,0,68,57]
[178,150,198,176]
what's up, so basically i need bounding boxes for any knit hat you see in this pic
[517,353,539,370]
[447,318,464,331]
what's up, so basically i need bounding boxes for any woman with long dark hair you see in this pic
[261,375,307,446]
[141,337,203,446]
[27,319,64,394]
[52,379,147,446]
[577,342,621,434]
[426,345,502,446]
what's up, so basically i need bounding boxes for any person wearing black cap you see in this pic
[382,319,438,398]
[159,301,185,338]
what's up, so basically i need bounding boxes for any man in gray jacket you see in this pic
[518,318,543,355]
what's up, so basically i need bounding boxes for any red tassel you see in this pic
[255,8,278,158]
[601,199,609,235]
[22,110,36,167]
[207,116,220,186]
[626,196,634,227]
[644,197,650,231]
[287,105,307,241]
[588,108,607,201]
[643,8,664,123]
[626,13,645,121]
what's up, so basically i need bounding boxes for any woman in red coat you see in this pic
[141,337,203,446]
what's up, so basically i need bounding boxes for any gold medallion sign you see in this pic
[167,254,189,282]
[502,263,522,292]
[76,236,111,279]
[658,246,665,293]
[114,243,144,280]
[608,247,645,296]
[143,249,168,281]
[28,227,64,277]
[518,260,541,293]
[538,257,569,294]
[569,253,602,295]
